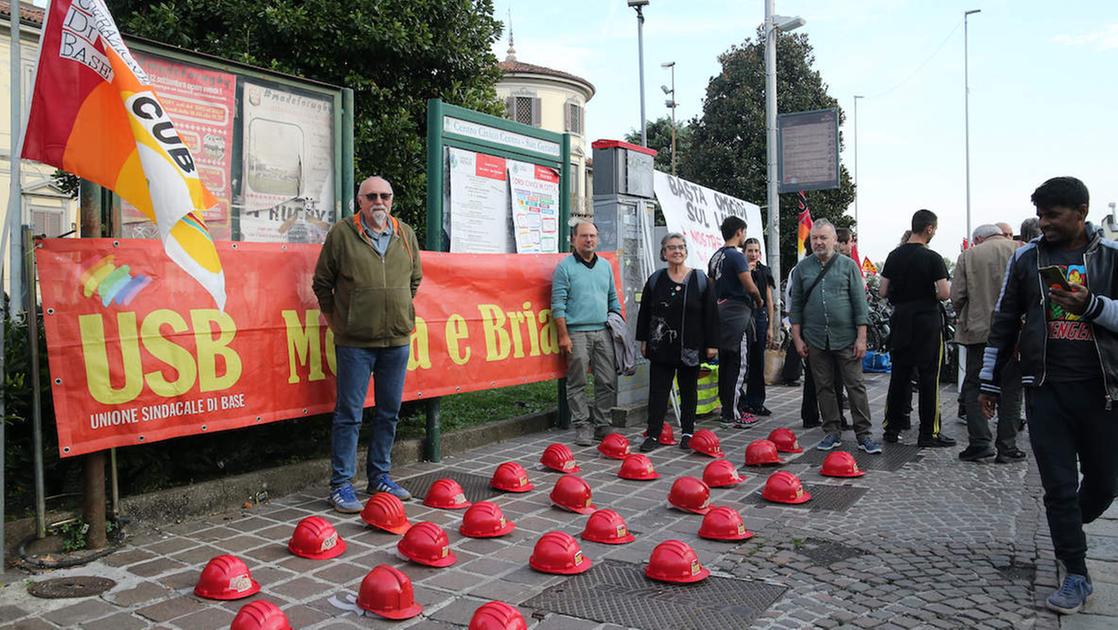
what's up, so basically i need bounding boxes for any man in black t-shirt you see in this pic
[708,216,763,428]
[880,210,953,447]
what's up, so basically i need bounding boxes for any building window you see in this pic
[565,102,583,135]
[31,206,64,237]
[506,94,540,127]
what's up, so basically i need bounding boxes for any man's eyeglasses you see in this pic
[364,192,393,201]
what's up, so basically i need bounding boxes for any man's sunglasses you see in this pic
[363,192,394,201]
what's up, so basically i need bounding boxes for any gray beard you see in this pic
[371,210,388,227]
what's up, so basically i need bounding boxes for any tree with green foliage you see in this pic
[682,31,855,277]
[106,0,507,241]
[624,117,693,174]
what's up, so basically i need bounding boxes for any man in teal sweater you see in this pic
[552,221,622,446]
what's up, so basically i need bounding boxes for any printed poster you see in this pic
[448,147,513,253]
[120,52,236,241]
[239,81,335,243]
[509,161,560,253]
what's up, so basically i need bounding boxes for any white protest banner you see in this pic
[652,171,765,270]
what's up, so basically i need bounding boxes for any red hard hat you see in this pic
[550,474,597,514]
[767,428,804,454]
[668,476,712,515]
[821,451,865,478]
[597,433,631,460]
[617,453,661,480]
[702,459,745,488]
[642,421,677,445]
[460,501,516,538]
[356,564,424,620]
[288,515,347,560]
[468,601,528,630]
[231,600,292,630]
[540,443,580,473]
[194,554,260,600]
[529,531,592,575]
[490,462,534,493]
[361,492,412,535]
[745,439,785,466]
[762,470,812,504]
[645,540,710,584]
[698,506,754,541]
[580,509,636,545]
[397,521,457,567]
[690,429,724,458]
[424,478,472,510]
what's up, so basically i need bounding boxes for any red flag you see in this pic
[22,0,225,308]
[796,193,813,260]
[851,241,864,276]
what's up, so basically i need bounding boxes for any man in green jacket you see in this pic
[313,176,423,512]
[789,219,880,454]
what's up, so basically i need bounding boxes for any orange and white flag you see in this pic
[22,0,225,309]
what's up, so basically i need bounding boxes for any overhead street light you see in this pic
[764,0,805,320]
[629,1,650,146]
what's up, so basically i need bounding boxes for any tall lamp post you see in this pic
[629,1,650,146]
[764,1,805,318]
[964,9,980,242]
[661,61,678,175]
[853,94,864,228]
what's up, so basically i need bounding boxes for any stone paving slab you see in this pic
[0,374,1086,628]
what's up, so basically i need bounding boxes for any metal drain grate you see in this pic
[745,483,868,512]
[796,444,922,472]
[996,562,1036,583]
[398,469,502,503]
[523,560,786,630]
[28,576,116,599]
[793,539,865,566]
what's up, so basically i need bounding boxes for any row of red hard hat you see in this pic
[547,426,807,466]
[228,582,528,628]
[530,531,713,583]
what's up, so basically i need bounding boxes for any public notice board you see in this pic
[778,108,840,193]
[35,238,621,457]
[653,171,765,270]
[448,147,513,253]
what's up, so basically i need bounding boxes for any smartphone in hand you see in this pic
[1039,265,1071,291]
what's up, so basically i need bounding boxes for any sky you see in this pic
[492,0,1118,264]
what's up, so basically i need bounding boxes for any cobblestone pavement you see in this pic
[3,373,1115,629]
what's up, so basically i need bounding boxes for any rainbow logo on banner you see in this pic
[80,255,151,306]
[21,0,226,309]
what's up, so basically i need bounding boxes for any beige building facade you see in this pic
[496,39,594,218]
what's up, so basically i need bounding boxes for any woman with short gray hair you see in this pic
[635,233,720,452]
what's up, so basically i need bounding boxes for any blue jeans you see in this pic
[331,344,410,489]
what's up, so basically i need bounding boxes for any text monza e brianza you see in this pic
[88,393,246,430]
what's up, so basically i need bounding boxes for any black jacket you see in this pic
[636,269,719,367]
[981,223,1118,406]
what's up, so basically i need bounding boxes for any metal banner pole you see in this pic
[24,227,46,538]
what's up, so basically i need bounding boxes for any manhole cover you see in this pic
[398,469,502,503]
[523,560,786,630]
[28,576,116,599]
[745,483,868,512]
[796,444,922,472]
[793,539,864,566]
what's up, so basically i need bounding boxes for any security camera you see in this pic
[661,85,672,94]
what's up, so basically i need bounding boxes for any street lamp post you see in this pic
[661,61,677,175]
[964,9,980,243]
[629,1,650,146]
[853,94,863,228]
[764,1,805,318]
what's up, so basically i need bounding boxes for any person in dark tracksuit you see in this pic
[707,217,763,429]
[879,210,954,447]
[980,177,1118,615]
[742,237,776,416]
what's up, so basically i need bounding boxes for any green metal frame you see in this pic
[423,99,573,461]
